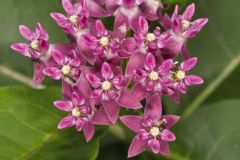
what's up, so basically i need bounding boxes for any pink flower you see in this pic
[43,49,81,83]
[106,0,144,31]
[171,57,203,95]
[120,93,180,157]
[9,0,208,154]
[51,0,89,35]
[54,91,111,142]
[11,23,53,86]
[80,20,135,63]
[84,0,111,17]
[131,53,174,101]
[160,3,208,59]
[141,0,163,21]
[86,62,142,123]
[134,16,163,53]
[11,23,49,60]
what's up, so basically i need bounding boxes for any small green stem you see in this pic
[0,65,45,89]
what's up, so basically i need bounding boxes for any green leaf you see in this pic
[0,0,68,85]
[167,100,240,160]
[29,129,103,160]
[0,86,61,159]
[0,86,102,160]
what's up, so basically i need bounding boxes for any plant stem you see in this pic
[0,65,45,89]
[182,54,240,119]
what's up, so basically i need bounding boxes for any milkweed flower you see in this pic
[86,62,142,123]
[121,93,180,157]
[54,91,111,141]
[43,49,81,83]
[169,57,204,102]
[51,0,89,36]
[10,0,208,158]
[131,53,174,100]
[161,3,208,59]
[11,23,49,61]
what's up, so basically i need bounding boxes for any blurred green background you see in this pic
[0,0,240,160]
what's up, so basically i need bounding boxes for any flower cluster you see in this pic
[11,0,208,158]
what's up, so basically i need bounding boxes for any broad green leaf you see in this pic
[0,0,68,86]
[0,86,102,160]
[29,128,103,160]
[167,100,240,160]
[0,86,61,159]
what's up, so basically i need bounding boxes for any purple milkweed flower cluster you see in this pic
[10,0,208,158]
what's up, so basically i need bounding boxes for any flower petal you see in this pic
[106,0,119,12]
[58,115,74,129]
[81,34,98,49]
[75,74,92,103]
[92,108,112,125]
[10,43,29,56]
[101,62,114,80]
[54,101,73,112]
[126,52,145,77]
[162,115,180,129]
[185,75,203,86]
[160,129,176,142]
[180,57,198,71]
[75,118,85,131]
[35,23,48,40]
[145,53,156,70]
[52,49,65,66]
[138,16,148,34]
[128,136,147,158]
[158,59,173,75]
[72,92,85,106]
[102,100,120,124]
[159,140,170,156]
[96,20,108,37]
[85,0,111,17]
[83,122,95,142]
[19,25,33,41]
[184,18,208,38]
[43,67,61,80]
[144,93,162,121]
[148,137,160,153]
[182,3,195,20]
[85,74,101,88]
[131,83,146,101]
[33,62,46,86]
[120,115,143,133]
[118,90,142,109]
[62,80,73,99]
[62,0,74,15]
[50,12,68,28]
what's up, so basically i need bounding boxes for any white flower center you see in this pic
[99,36,109,47]
[149,71,159,81]
[119,24,127,33]
[30,40,39,50]
[102,81,112,91]
[146,33,156,42]
[62,65,71,75]
[150,127,160,137]
[69,15,78,26]
[72,107,81,117]
[175,70,185,80]
[181,20,191,32]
